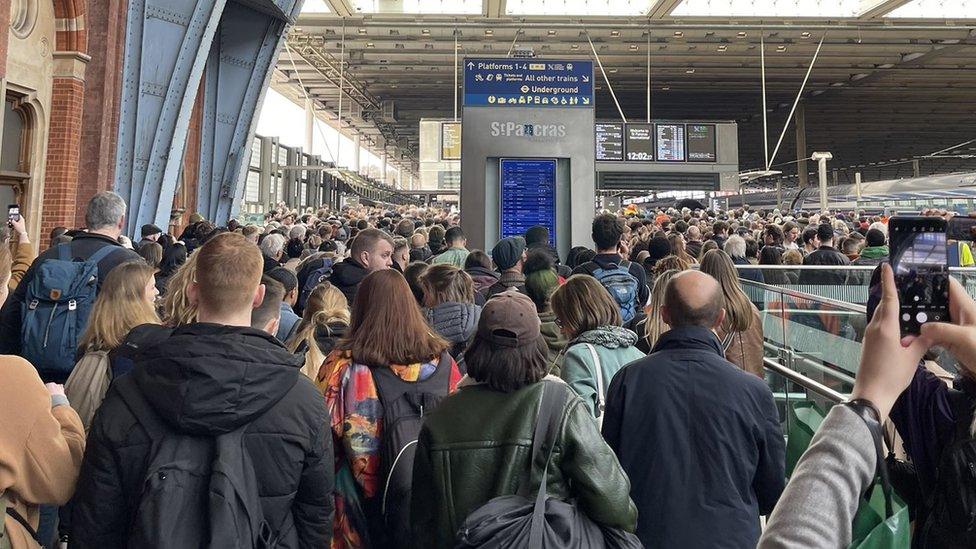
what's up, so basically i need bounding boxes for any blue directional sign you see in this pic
[464,58,594,108]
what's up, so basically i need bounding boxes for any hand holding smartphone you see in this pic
[889,216,950,336]
[7,204,19,228]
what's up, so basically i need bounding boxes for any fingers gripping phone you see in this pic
[7,204,19,228]
[889,216,950,335]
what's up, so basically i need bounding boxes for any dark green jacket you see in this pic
[411,378,637,548]
[539,311,568,374]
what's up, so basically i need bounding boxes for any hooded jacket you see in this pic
[539,310,568,372]
[69,323,334,549]
[464,265,499,294]
[559,326,645,418]
[329,258,370,304]
[424,302,481,361]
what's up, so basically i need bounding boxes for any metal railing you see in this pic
[763,357,846,404]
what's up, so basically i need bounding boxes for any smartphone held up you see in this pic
[7,204,19,229]
[889,216,950,336]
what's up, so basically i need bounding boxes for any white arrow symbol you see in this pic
[582,75,590,82]
[467,62,474,69]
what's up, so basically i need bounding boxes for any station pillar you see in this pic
[795,104,808,188]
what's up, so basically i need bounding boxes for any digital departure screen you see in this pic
[656,124,686,162]
[499,159,557,247]
[687,124,717,162]
[625,124,654,161]
[595,123,624,161]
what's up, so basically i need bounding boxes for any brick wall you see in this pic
[75,0,126,226]
[0,0,9,82]
[42,77,86,237]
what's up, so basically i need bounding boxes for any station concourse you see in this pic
[2,1,976,548]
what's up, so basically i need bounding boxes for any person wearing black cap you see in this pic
[481,236,528,301]
[136,223,163,253]
[850,228,888,285]
[411,290,637,547]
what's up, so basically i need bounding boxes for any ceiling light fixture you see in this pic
[366,42,374,48]
[358,28,367,35]
[737,31,747,38]
[484,29,493,35]
[777,45,787,52]
[685,68,695,74]
[548,30,557,36]
[421,28,430,35]
[717,44,728,51]
[571,43,580,49]
[674,31,683,37]
[801,31,811,38]
[608,68,618,73]
[662,86,671,90]
[610,30,620,37]
[630,44,639,50]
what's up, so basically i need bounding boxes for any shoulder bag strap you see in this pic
[527,382,565,548]
[1,492,41,545]
[721,329,736,352]
[113,375,169,442]
[86,244,120,266]
[57,242,73,262]
[583,344,606,419]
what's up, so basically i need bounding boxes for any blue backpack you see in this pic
[589,260,640,324]
[20,244,118,381]
[296,258,335,315]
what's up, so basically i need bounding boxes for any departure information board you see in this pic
[625,124,654,161]
[464,59,594,107]
[499,159,557,247]
[656,124,686,162]
[687,124,717,162]
[595,123,624,161]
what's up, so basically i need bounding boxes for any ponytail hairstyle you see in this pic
[287,282,350,378]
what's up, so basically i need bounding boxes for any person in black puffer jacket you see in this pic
[328,229,394,304]
[68,233,334,548]
[421,264,481,373]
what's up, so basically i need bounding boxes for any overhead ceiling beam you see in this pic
[857,0,913,19]
[647,0,684,19]
[483,0,507,18]
[324,0,355,17]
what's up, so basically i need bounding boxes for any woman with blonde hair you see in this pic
[69,261,162,430]
[160,251,199,326]
[551,275,645,422]
[637,269,680,353]
[699,249,764,377]
[286,281,350,379]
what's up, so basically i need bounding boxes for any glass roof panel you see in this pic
[301,0,331,12]
[505,0,650,16]
[886,0,976,18]
[351,0,482,14]
[671,0,859,17]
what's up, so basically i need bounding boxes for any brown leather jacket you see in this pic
[717,303,765,378]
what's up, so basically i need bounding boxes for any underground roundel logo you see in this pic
[49,289,62,300]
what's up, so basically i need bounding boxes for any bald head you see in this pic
[663,270,725,330]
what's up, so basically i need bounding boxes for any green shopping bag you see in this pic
[848,479,911,548]
[785,401,827,477]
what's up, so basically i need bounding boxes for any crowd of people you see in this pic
[0,191,975,548]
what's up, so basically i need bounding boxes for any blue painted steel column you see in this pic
[115,0,302,235]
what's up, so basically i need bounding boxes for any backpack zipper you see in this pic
[42,303,58,348]
[382,439,418,515]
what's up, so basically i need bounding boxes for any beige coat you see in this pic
[717,303,765,378]
[0,356,85,549]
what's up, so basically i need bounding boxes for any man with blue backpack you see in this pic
[573,214,649,329]
[0,191,141,382]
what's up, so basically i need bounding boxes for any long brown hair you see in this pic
[336,269,448,367]
[699,249,753,333]
[668,233,696,265]
[79,261,161,351]
[421,264,474,307]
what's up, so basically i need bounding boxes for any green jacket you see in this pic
[430,246,470,267]
[560,326,645,418]
[411,378,637,548]
[539,311,568,374]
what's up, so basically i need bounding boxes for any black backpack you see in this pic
[114,375,279,548]
[368,351,454,548]
[920,389,976,548]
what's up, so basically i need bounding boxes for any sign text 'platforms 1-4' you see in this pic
[463,59,594,108]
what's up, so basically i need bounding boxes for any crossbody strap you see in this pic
[1,495,41,545]
[583,344,606,419]
[527,382,565,548]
